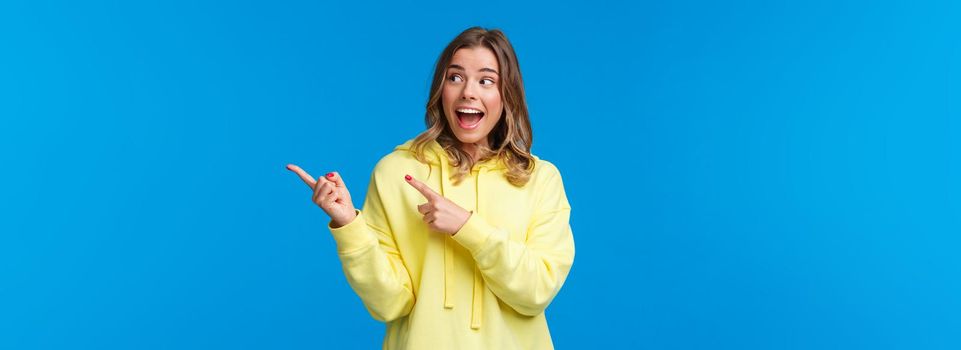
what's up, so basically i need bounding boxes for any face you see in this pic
[442,46,503,149]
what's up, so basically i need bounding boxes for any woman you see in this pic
[287,27,575,349]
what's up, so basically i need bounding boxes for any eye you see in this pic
[448,74,463,83]
[480,78,496,85]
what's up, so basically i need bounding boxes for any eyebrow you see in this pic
[448,64,499,75]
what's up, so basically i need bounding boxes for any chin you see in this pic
[444,120,481,144]
[454,134,485,145]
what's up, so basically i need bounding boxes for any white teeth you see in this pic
[456,108,483,114]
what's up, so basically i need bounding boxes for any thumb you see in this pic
[326,171,347,188]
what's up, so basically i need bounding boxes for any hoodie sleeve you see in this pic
[327,171,415,322]
[451,162,576,316]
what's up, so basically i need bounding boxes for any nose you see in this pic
[460,81,478,100]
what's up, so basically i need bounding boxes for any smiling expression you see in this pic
[442,46,503,149]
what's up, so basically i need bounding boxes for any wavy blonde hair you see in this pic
[410,27,535,187]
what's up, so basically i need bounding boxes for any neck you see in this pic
[459,139,488,162]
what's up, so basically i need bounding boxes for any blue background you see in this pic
[2,0,958,348]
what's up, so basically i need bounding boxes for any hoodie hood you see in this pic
[393,138,508,171]
[393,138,504,330]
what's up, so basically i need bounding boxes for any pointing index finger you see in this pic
[287,164,316,189]
[405,174,439,200]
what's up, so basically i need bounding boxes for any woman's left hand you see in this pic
[405,174,471,236]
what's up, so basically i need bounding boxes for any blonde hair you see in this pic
[411,27,535,187]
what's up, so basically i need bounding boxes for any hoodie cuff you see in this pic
[451,212,496,254]
[328,209,377,254]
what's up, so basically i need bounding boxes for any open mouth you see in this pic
[455,108,485,130]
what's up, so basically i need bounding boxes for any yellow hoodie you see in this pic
[327,137,575,350]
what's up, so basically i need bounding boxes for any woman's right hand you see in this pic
[287,164,357,228]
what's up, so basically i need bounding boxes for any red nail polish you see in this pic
[326,173,334,178]
[405,175,412,181]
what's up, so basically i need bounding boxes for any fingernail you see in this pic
[405,175,412,181]
[326,173,334,178]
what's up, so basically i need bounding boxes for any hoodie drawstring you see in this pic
[437,152,455,310]
[470,170,483,330]
[433,144,484,330]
